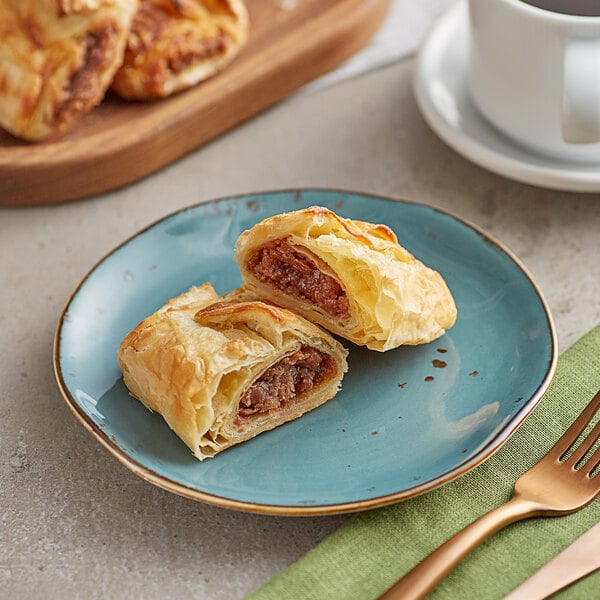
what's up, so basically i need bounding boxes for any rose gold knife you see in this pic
[504,522,600,599]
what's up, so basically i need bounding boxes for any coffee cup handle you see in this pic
[562,38,600,143]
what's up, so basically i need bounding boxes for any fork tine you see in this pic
[582,444,600,477]
[546,389,600,460]
[567,419,600,466]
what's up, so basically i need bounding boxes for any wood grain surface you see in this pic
[0,0,390,206]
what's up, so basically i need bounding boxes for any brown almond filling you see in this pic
[246,239,350,318]
[124,4,231,75]
[54,25,117,125]
[236,346,336,423]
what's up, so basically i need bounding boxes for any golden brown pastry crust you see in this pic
[234,206,458,351]
[110,0,249,99]
[0,0,138,141]
[117,283,348,460]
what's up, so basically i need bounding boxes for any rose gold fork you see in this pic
[379,389,600,600]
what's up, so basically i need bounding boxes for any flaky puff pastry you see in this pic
[234,206,458,352]
[0,0,138,141]
[111,0,249,99]
[117,283,348,460]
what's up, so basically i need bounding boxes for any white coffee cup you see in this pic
[468,0,600,162]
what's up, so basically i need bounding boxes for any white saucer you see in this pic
[414,1,600,193]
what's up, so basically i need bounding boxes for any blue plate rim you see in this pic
[53,187,558,515]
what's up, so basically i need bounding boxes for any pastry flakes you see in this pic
[0,0,138,141]
[111,0,249,99]
[235,206,458,351]
[117,283,348,460]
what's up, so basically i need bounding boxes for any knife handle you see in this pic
[503,521,600,600]
[378,497,540,600]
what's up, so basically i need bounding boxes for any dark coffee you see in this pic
[520,0,600,16]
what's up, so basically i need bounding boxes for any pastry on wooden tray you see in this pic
[111,0,249,99]
[0,0,138,141]
[234,206,457,351]
[117,283,348,460]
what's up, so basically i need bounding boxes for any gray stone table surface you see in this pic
[2,57,600,600]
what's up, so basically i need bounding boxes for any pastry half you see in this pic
[111,0,249,99]
[117,283,348,460]
[234,206,457,351]
[0,0,138,141]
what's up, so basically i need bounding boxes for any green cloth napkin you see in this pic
[248,324,600,600]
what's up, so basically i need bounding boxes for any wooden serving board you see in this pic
[0,0,390,206]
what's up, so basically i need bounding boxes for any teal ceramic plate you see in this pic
[54,189,557,515]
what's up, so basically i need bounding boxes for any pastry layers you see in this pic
[0,0,138,140]
[111,0,249,99]
[117,283,348,460]
[235,206,457,351]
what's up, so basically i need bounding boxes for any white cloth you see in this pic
[307,0,454,91]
